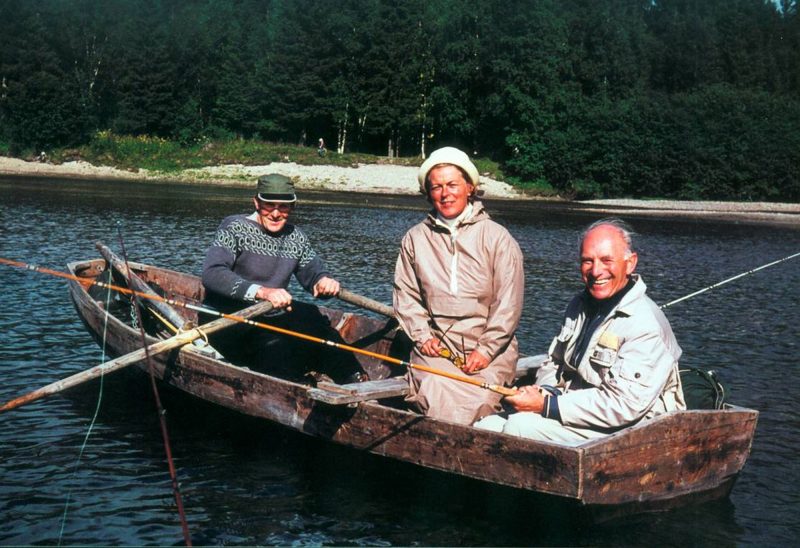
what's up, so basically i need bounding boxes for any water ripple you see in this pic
[1,179,799,545]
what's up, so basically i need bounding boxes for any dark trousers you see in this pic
[201,300,365,383]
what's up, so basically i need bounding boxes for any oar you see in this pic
[337,288,394,318]
[0,256,514,397]
[0,300,274,413]
[96,241,189,332]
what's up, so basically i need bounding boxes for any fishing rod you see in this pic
[115,232,192,547]
[661,251,800,309]
[0,256,516,396]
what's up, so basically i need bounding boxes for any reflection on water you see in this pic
[0,177,798,545]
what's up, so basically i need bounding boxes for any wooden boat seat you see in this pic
[308,377,409,405]
[307,354,548,405]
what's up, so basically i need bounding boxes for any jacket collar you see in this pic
[426,200,488,230]
[581,274,646,318]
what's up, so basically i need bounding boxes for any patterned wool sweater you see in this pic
[201,213,329,311]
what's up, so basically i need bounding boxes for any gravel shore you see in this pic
[0,156,520,197]
[2,155,797,225]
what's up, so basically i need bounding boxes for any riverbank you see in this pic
[0,155,522,198]
[2,155,798,225]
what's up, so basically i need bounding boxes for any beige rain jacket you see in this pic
[536,275,685,430]
[393,201,524,424]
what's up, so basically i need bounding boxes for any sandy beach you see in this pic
[2,155,798,225]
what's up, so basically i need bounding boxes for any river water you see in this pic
[0,177,798,546]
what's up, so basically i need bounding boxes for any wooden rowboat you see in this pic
[66,256,758,521]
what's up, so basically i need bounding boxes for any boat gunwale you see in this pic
[65,257,759,512]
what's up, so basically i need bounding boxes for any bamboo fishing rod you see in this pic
[0,256,516,397]
[114,234,192,547]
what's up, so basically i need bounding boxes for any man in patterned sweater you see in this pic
[201,174,365,382]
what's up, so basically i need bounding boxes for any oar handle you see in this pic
[338,288,394,318]
[0,256,517,400]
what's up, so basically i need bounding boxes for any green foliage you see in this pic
[88,131,188,171]
[78,132,420,173]
[472,157,504,181]
[2,0,799,201]
[503,175,560,198]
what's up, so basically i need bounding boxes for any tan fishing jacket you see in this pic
[393,201,524,423]
[537,275,685,430]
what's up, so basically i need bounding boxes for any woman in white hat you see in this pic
[393,147,525,425]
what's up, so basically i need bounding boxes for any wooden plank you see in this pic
[515,354,546,378]
[309,353,547,405]
[96,245,226,360]
[578,407,759,505]
[168,350,583,498]
[308,377,409,404]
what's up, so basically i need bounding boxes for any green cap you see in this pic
[256,174,297,203]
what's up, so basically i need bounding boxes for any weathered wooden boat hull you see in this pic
[67,258,758,519]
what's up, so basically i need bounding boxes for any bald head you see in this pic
[580,218,634,255]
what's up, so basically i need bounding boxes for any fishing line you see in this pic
[661,250,800,309]
[58,269,114,546]
[116,227,192,547]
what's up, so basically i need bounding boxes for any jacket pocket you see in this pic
[615,358,655,389]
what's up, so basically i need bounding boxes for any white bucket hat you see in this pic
[417,147,479,194]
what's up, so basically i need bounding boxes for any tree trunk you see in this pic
[357,113,367,147]
[337,102,349,155]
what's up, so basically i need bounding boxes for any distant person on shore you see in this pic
[317,138,326,156]
[475,218,685,444]
[393,146,524,425]
[201,173,367,383]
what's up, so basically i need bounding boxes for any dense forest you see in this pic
[1,0,799,200]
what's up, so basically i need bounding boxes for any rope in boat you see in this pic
[0,255,516,396]
[58,269,114,546]
[661,250,800,309]
[116,229,192,547]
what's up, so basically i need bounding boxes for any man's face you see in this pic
[580,225,638,301]
[253,197,292,233]
[427,164,474,219]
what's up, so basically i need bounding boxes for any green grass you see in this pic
[36,131,559,197]
[67,131,421,172]
[503,175,561,198]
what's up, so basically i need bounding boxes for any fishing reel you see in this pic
[438,347,466,370]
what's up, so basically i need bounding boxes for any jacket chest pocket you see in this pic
[589,346,617,369]
[588,330,620,381]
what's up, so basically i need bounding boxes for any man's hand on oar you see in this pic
[0,256,516,400]
[312,276,340,298]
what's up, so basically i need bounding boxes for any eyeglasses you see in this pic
[257,202,292,214]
